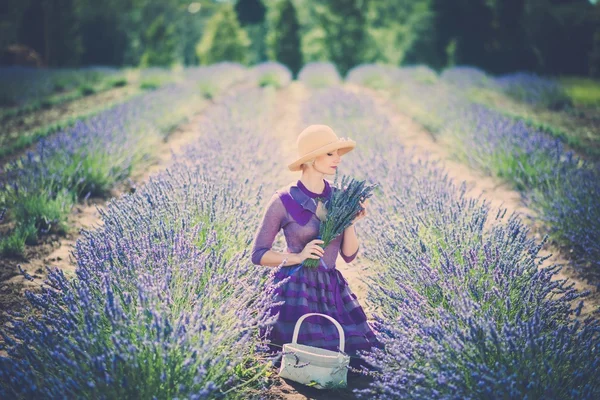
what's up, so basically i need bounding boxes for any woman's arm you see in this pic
[256,250,303,267]
[340,198,368,263]
[251,193,302,267]
[340,224,359,263]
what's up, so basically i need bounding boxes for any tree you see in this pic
[11,0,84,67]
[367,0,435,66]
[520,0,598,75]
[140,14,178,67]
[236,0,268,64]
[269,0,302,76]
[235,0,266,25]
[318,0,370,75]
[591,28,600,77]
[196,4,251,65]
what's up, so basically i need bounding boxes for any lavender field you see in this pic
[1,62,599,399]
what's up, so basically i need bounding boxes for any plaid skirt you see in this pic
[260,263,381,357]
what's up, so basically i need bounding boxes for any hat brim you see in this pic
[288,140,356,172]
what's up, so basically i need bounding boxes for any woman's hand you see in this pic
[298,239,325,262]
[351,199,369,225]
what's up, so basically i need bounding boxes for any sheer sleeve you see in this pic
[339,229,359,263]
[251,193,286,265]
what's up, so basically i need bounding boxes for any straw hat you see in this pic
[288,124,356,172]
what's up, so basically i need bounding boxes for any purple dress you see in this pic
[251,178,381,358]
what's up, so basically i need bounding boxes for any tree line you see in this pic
[1,0,599,77]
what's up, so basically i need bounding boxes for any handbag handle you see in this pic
[292,313,346,352]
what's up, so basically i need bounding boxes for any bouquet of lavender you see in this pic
[302,173,377,268]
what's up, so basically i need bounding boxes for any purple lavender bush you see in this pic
[495,72,572,110]
[189,62,247,99]
[251,61,292,89]
[0,86,286,399]
[440,66,498,90]
[297,62,342,88]
[302,87,600,399]
[346,63,399,90]
[392,64,438,85]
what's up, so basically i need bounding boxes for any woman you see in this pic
[251,124,381,371]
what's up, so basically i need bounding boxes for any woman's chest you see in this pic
[282,215,320,244]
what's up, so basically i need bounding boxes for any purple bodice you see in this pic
[251,179,359,268]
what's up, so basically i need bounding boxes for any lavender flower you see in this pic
[302,86,600,399]
[303,172,377,268]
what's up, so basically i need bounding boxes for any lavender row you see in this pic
[297,62,343,88]
[0,66,122,108]
[301,86,600,399]
[0,64,248,256]
[493,71,571,110]
[438,66,572,110]
[347,63,600,275]
[251,61,293,89]
[0,83,290,398]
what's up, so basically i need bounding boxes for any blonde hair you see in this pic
[300,159,315,170]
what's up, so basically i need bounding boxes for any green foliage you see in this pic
[0,230,26,257]
[140,14,178,67]
[0,220,38,257]
[245,23,268,65]
[317,0,370,76]
[6,189,74,236]
[235,0,266,25]
[139,80,160,90]
[43,0,85,66]
[198,82,217,99]
[78,84,96,96]
[366,0,435,66]
[258,73,282,88]
[559,76,600,107]
[108,77,128,88]
[591,28,600,77]
[268,0,302,77]
[196,5,251,65]
[2,0,599,77]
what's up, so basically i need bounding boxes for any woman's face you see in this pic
[313,149,341,175]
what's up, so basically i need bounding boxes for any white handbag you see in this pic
[278,313,351,389]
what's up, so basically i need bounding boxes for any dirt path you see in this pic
[345,83,600,319]
[259,82,378,400]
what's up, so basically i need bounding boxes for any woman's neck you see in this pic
[299,172,326,194]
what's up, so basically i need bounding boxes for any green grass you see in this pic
[466,87,600,159]
[258,72,283,89]
[139,79,161,90]
[198,81,217,99]
[358,73,392,90]
[78,84,97,96]
[0,76,130,122]
[558,76,600,108]
[108,77,128,88]
[8,189,74,234]
[0,189,74,257]
[0,221,37,257]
